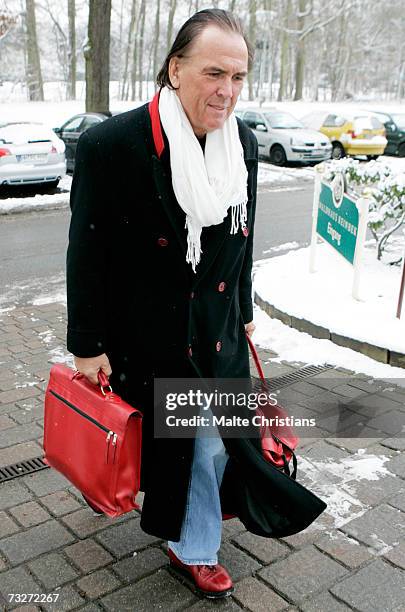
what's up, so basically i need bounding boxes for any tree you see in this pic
[84,0,111,112]
[67,0,76,99]
[25,0,44,101]
[166,0,177,52]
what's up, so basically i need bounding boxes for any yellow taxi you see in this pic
[300,111,387,160]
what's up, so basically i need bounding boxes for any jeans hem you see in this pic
[168,544,218,566]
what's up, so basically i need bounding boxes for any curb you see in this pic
[0,200,69,216]
[254,291,405,369]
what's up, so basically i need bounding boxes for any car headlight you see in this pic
[290,137,306,146]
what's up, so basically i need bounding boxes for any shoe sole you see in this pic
[169,561,234,599]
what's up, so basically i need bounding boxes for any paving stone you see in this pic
[0,519,75,565]
[0,415,15,430]
[386,453,405,478]
[12,404,44,425]
[0,511,19,538]
[258,545,347,604]
[233,576,290,611]
[327,436,380,453]
[96,517,161,558]
[0,387,41,405]
[42,585,86,611]
[315,531,373,568]
[218,542,262,581]
[0,441,43,468]
[348,472,404,507]
[232,531,290,563]
[64,538,113,573]
[316,406,376,435]
[61,507,130,538]
[300,591,353,611]
[388,490,405,512]
[9,501,51,527]
[0,423,42,448]
[348,394,402,418]
[298,439,350,462]
[14,606,41,612]
[222,517,246,539]
[101,568,197,611]
[330,558,405,611]
[76,568,120,599]
[0,567,41,605]
[24,469,70,496]
[279,517,335,550]
[340,504,405,551]
[112,547,167,583]
[382,438,405,451]
[0,480,32,510]
[28,552,78,589]
[383,541,405,570]
[40,490,82,516]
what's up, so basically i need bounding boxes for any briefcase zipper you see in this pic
[49,389,117,464]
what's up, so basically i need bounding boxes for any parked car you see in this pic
[0,122,66,189]
[54,111,119,172]
[365,110,405,157]
[300,111,387,160]
[235,107,332,165]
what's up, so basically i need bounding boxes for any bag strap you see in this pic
[245,332,269,394]
[148,90,165,158]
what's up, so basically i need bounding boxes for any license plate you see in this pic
[16,153,48,163]
[312,149,322,155]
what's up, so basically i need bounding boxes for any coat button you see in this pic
[188,346,193,357]
[218,281,226,292]
[157,237,169,246]
[215,341,222,352]
[243,227,249,237]
[190,291,195,299]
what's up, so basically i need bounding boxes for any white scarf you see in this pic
[158,86,248,273]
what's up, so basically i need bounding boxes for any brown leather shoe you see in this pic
[168,548,234,599]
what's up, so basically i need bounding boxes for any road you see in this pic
[0,181,314,308]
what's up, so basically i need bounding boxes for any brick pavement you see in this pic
[0,302,404,611]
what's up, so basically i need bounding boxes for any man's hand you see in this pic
[245,321,256,338]
[74,353,112,386]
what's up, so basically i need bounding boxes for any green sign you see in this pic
[317,178,359,264]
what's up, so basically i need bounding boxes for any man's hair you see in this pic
[156,8,254,89]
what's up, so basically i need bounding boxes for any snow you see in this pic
[298,449,394,529]
[252,306,405,380]
[254,241,405,355]
[0,175,71,215]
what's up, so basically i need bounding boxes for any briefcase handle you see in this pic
[72,369,112,396]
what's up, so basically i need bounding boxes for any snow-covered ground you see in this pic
[253,240,405,379]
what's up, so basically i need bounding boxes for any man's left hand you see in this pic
[245,321,256,337]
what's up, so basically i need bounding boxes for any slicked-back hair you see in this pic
[156,8,254,89]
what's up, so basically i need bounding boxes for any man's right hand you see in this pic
[73,353,112,386]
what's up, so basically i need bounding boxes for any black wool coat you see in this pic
[66,102,259,541]
[66,102,328,541]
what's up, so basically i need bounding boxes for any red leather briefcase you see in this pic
[43,364,142,517]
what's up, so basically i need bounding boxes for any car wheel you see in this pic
[331,142,345,160]
[270,144,287,166]
[367,155,379,161]
[398,143,405,158]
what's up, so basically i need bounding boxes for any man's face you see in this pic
[168,26,248,137]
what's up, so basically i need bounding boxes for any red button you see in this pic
[215,341,222,352]
[190,291,195,299]
[188,346,193,357]
[218,282,226,292]
[243,227,249,237]
[157,237,168,247]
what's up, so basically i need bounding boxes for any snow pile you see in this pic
[253,242,405,354]
[0,175,72,214]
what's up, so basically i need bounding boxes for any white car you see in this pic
[235,107,332,165]
[0,122,66,188]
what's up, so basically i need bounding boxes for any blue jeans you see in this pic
[168,412,229,565]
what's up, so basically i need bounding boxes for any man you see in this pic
[67,9,257,599]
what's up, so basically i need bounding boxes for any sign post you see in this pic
[310,167,371,301]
